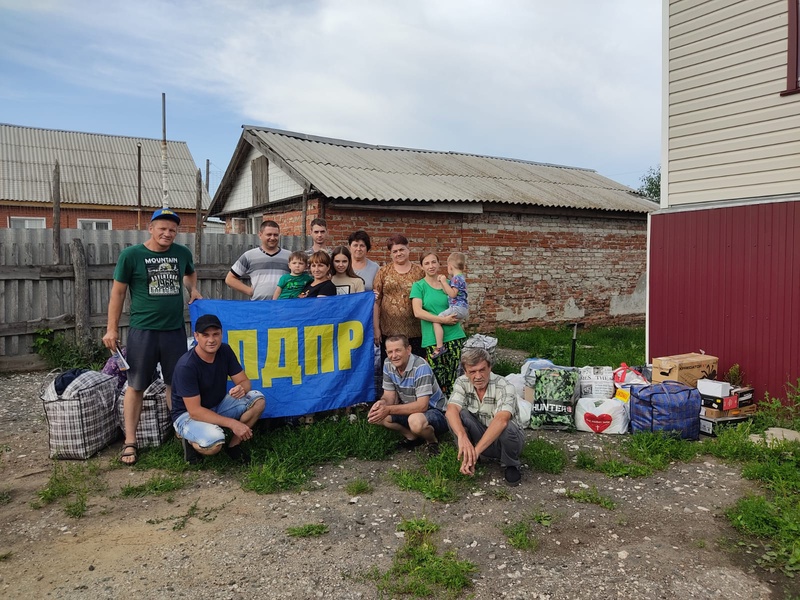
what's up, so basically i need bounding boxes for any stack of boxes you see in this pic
[697,380,755,435]
[650,352,755,436]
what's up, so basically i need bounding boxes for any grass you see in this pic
[521,438,566,474]
[390,444,473,503]
[564,486,616,510]
[345,478,374,496]
[242,416,397,494]
[0,551,12,562]
[372,517,476,599]
[33,461,105,518]
[700,388,800,578]
[503,521,538,551]
[286,523,329,538]
[120,474,188,498]
[0,490,10,505]
[495,325,645,368]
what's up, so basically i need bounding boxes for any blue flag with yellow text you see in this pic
[189,294,374,417]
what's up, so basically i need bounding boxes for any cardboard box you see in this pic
[701,394,738,411]
[700,414,752,437]
[732,386,755,407]
[696,379,731,397]
[700,403,757,420]
[652,353,718,387]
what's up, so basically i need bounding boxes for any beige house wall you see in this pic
[665,0,798,206]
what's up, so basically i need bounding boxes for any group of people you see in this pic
[103,210,524,486]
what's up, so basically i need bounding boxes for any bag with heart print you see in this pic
[575,397,630,434]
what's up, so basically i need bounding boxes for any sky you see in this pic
[0,0,662,194]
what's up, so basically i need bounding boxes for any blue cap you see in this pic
[151,207,181,224]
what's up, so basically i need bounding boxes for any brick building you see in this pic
[209,126,654,331]
[0,123,211,231]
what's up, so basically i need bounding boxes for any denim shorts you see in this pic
[391,407,448,436]
[173,390,264,448]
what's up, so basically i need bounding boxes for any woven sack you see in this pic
[117,379,172,448]
[629,381,701,440]
[41,370,119,459]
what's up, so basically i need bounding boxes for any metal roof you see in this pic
[211,126,654,214]
[0,123,211,210]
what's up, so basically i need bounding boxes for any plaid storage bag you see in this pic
[41,370,119,459]
[629,381,702,440]
[526,368,580,430]
[116,379,172,448]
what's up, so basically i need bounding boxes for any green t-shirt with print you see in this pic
[114,243,195,330]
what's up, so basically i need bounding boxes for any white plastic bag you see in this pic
[575,397,630,434]
[578,366,615,399]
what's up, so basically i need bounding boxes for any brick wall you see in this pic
[0,206,202,232]
[230,201,648,331]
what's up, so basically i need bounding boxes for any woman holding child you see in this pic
[410,251,466,394]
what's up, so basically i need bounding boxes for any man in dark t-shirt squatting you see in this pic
[171,314,265,464]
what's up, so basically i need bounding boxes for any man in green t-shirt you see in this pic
[103,208,202,465]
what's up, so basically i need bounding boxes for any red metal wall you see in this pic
[649,200,800,402]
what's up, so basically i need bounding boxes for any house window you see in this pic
[9,217,46,229]
[77,219,112,231]
[784,0,800,95]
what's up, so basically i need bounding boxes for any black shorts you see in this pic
[126,328,187,390]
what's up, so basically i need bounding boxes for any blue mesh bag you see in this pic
[629,381,701,440]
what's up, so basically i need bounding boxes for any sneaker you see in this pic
[397,437,426,451]
[504,466,522,487]
[426,442,441,457]
[182,438,203,465]
[224,444,251,464]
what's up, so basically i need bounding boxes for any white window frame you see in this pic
[9,217,46,229]
[77,218,112,231]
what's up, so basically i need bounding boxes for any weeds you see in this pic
[345,478,374,496]
[146,497,234,531]
[564,486,616,510]
[503,521,538,551]
[493,359,521,377]
[522,438,566,474]
[530,510,554,527]
[575,450,652,478]
[34,462,105,518]
[286,523,329,538]
[0,552,12,562]
[243,417,396,494]
[391,444,473,503]
[493,488,514,501]
[120,474,188,498]
[0,490,10,505]
[372,517,476,599]
[33,328,108,370]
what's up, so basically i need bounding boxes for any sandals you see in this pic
[120,443,138,466]
[430,346,448,360]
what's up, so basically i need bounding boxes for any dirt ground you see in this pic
[0,370,797,600]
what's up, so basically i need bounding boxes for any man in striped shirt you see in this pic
[367,334,447,455]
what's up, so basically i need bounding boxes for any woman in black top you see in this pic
[299,251,336,297]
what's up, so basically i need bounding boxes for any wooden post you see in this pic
[52,160,62,265]
[70,238,90,347]
[301,187,308,250]
[195,168,203,263]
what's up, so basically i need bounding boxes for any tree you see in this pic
[637,165,660,202]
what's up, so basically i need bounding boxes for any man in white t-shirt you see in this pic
[225,220,291,300]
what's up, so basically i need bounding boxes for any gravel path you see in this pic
[0,370,795,599]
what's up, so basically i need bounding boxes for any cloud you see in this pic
[0,0,661,185]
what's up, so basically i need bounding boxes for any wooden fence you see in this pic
[0,229,304,371]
